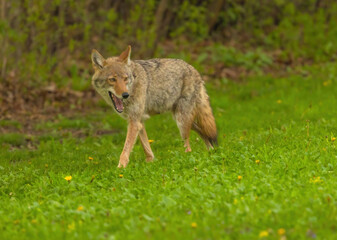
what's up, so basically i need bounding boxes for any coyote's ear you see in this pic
[91,49,105,70]
[118,45,131,65]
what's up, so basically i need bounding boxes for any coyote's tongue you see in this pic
[113,94,124,112]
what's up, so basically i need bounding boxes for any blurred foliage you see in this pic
[1,0,337,88]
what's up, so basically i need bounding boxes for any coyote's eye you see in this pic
[108,77,116,83]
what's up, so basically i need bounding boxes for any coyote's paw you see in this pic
[185,147,192,153]
[118,155,129,168]
[184,142,191,152]
[146,155,154,162]
[117,162,125,168]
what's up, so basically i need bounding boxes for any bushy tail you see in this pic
[192,87,218,148]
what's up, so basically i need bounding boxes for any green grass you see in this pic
[0,133,26,147]
[0,120,22,129]
[1,63,337,239]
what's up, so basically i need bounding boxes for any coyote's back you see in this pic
[133,59,199,114]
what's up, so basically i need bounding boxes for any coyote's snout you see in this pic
[91,46,217,168]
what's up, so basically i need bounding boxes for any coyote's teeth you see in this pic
[108,91,124,113]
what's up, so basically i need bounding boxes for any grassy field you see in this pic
[1,63,337,239]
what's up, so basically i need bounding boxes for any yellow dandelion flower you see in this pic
[278,228,286,235]
[88,156,93,160]
[233,199,238,205]
[64,176,72,182]
[255,160,260,164]
[77,206,84,211]
[276,99,282,104]
[323,80,331,86]
[31,219,37,224]
[322,148,327,151]
[331,137,336,142]
[310,176,323,184]
[238,175,242,181]
[13,220,20,225]
[119,174,123,178]
[45,164,48,168]
[148,140,154,143]
[259,230,269,238]
[68,222,75,231]
[191,222,197,228]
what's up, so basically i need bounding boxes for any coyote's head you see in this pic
[91,46,133,113]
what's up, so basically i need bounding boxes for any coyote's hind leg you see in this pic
[174,101,196,153]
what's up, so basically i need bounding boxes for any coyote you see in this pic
[91,46,217,168]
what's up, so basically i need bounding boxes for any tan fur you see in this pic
[91,46,217,168]
[193,85,218,148]
[138,123,155,162]
[118,121,142,167]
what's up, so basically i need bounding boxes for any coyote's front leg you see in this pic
[138,123,154,162]
[118,120,142,168]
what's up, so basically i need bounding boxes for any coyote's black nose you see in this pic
[122,92,129,99]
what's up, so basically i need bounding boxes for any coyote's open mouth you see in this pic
[108,91,124,113]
